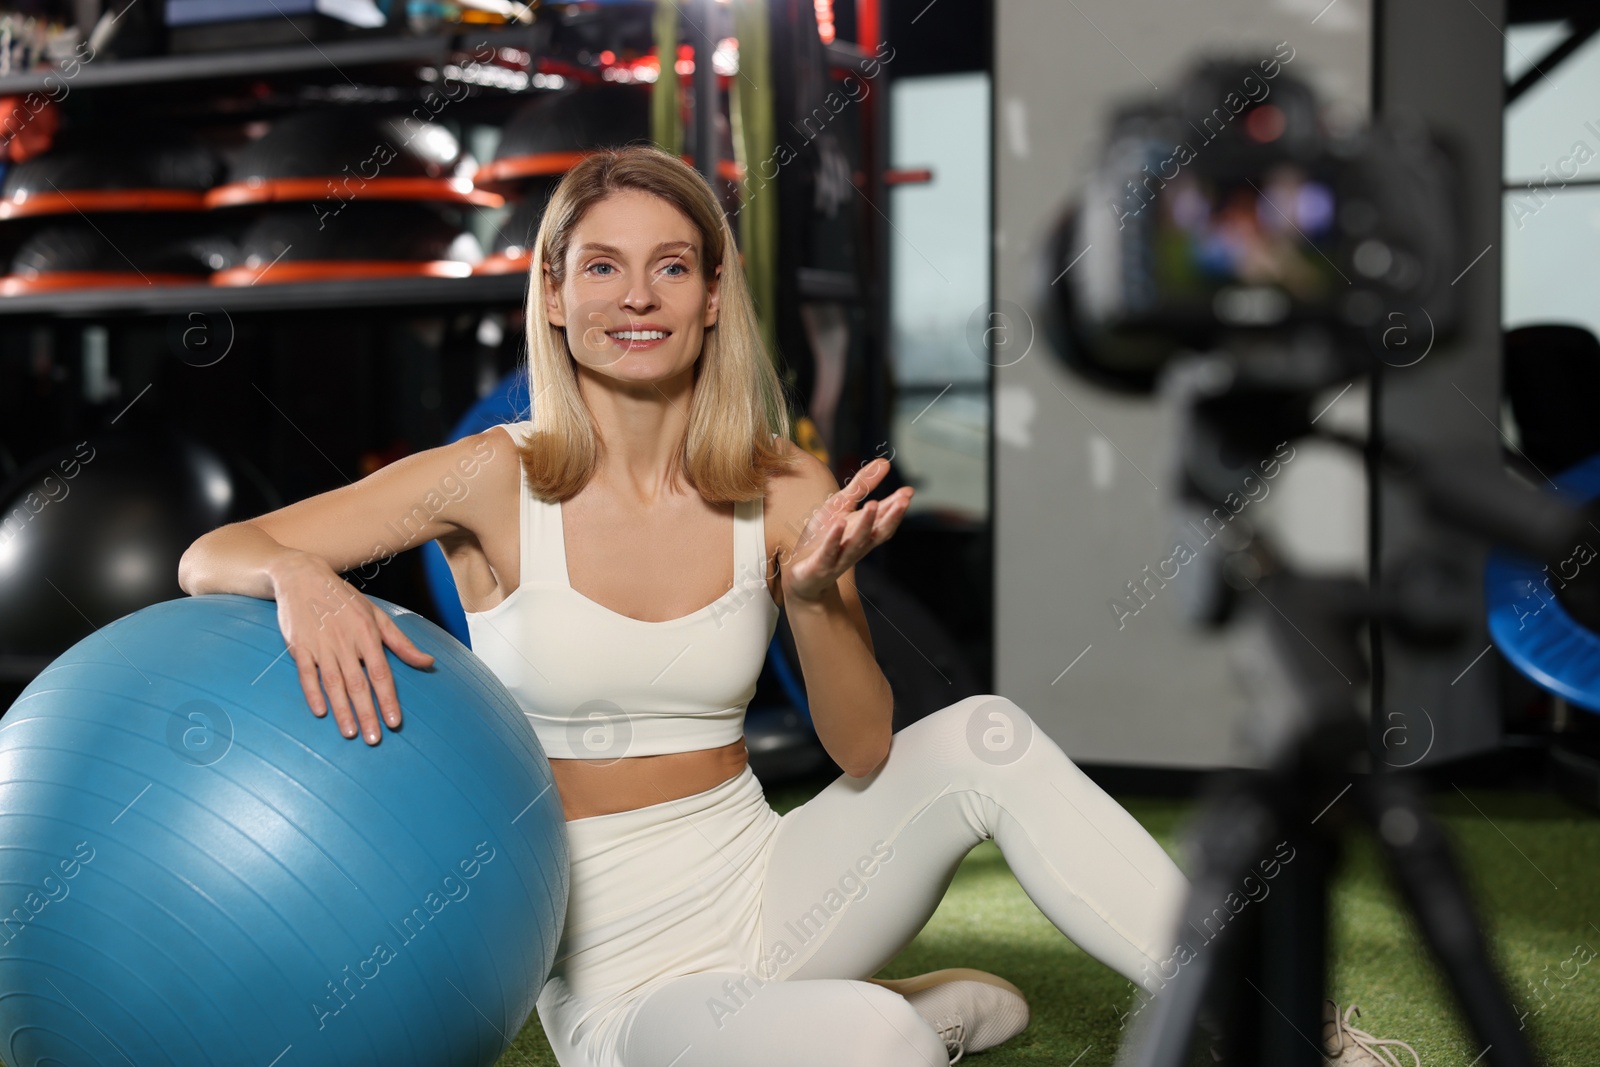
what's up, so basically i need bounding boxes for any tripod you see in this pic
[1111,357,1576,1067]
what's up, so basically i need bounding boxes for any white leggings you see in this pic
[543,694,1190,1067]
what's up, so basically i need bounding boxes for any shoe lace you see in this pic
[933,1012,967,1066]
[1328,1002,1421,1067]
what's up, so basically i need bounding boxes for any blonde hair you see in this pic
[519,144,796,503]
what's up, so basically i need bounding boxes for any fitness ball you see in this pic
[0,593,568,1066]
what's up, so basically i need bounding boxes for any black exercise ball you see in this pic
[0,428,279,656]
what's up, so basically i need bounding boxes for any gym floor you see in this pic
[493,778,1599,1067]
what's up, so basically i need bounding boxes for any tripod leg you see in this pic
[1359,773,1539,1067]
[1115,775,1303,1067]
[1253,825,1331,1066]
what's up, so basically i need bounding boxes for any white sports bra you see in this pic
[464,419,781,760]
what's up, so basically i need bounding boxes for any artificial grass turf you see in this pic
[494,777,1599,1066]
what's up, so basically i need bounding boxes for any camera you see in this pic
[1040,57,1462,395]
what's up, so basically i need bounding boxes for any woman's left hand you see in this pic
[781,458,914,603]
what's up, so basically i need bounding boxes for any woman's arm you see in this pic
[179,428,507,600]
[772,449,914,778]
[176,428,516,743]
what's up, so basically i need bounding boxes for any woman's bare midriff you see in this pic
[549,737,750,820]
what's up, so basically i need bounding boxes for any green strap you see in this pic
[729,0,779,375]
[651,0,683,156]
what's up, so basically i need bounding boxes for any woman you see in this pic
[178,144,1190,1067]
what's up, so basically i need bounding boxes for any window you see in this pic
[887,72,990,519]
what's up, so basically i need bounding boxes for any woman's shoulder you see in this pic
[473,418,541,462]
[764,434,831,487]
[761,435,839,538]
[434,421,535,519]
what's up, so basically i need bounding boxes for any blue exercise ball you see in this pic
[424,368,532,645]
[0,592,567,1067]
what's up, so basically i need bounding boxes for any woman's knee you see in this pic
[901,693,1048,770]
[843,982,950,1067]
[621,976,948,1067]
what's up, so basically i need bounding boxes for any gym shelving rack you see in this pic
[0,23,878,315]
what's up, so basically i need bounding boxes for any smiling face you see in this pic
[543,188,722,387]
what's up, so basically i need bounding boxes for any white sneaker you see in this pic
[1321,1000,1421,1067]
[869,968,1030,1064]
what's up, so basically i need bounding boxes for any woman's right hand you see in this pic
[269,552,436,745]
